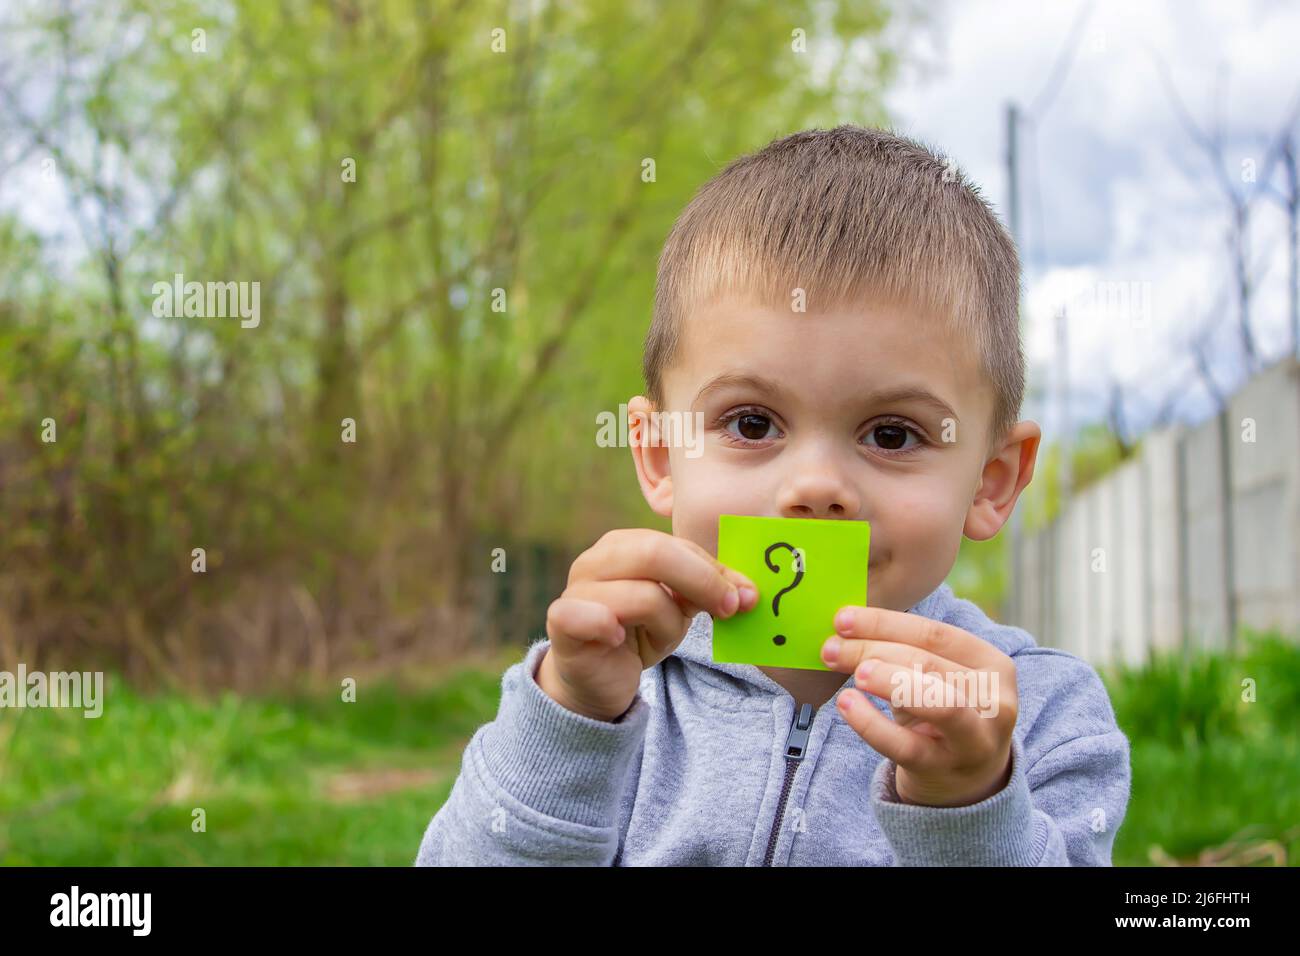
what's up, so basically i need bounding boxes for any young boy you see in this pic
[415,125,1131,866]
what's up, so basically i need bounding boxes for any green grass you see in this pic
[0,654,512,865]
[1102,629,1300,866]
[3,631,1298,865]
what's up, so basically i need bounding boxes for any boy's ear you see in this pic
[627,395,674,518]
[964,420,1041,541]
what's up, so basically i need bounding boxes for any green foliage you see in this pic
[1104,630,1299,748]
[1101,630,1300,865]
[0,0,906,684]
[4,633,1298,864]
[949,534,1006,617]
[1117,734,1300,865]
[0,656,510,865]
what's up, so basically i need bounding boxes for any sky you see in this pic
[880,0,1299,442]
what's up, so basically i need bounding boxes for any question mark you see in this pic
[764,541,805,646]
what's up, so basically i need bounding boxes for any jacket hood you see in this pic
[671,580,1037,695]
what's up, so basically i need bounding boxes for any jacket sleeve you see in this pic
[867,653,1132,866]
[414,638,649,866]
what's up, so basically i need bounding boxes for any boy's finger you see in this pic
[667,574,757,619]
[580,530,754,619]
[718,567,760,611]
[852,658,1005,750]
[832,604,1003,670]
[835,688,937,769]
[563,578,691,658]
[664,582,706,620]
[661,533,760,611]
[547,596,626,647]
[674,535,759,587]
[821,633,962,677]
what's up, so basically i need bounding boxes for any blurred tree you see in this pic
[0,0,908,685]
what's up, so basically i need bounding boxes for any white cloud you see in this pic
[884,0,1300,438]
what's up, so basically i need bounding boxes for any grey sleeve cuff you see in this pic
[869,734,1052,865]
[476,639,650,829]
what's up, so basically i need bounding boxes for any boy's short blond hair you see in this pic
[643,125,1024,454]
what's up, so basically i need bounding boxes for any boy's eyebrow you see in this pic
[691,371,959,422]
[866,385,960,422]
[691,372,790,407]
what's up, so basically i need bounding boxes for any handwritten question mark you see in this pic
[764,541,805,646]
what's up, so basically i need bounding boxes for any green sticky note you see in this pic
[713,514,870,670]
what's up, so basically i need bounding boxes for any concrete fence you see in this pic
[1009,356,1300,668]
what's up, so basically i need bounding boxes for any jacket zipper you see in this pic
[761,702,814,866]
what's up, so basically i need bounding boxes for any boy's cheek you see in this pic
[673,491,755,558]
[672,506,716,552]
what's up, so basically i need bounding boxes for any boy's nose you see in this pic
[776,465,861,520]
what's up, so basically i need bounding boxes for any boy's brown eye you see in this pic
[874,425,907,450]
[737,414,771,441]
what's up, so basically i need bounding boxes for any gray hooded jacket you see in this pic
[415,582,1131,865]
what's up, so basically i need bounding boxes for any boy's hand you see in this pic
[821,606,1018,807]
[539,529,758,722]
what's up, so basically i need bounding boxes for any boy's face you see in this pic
[628,294,1041,614]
